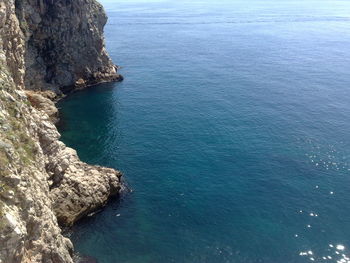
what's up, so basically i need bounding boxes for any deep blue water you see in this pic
[57,1,350,262]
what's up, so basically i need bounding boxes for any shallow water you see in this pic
[57,0,350,262]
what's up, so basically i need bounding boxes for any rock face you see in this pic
[16,0,123,93]
[0,0,123,262]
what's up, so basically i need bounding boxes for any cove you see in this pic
[57,0,350,262]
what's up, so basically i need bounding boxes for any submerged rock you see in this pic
[78,255,99,263]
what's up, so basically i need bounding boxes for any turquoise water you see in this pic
[57,0,350,262]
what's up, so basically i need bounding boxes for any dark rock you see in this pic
[15,0,123,93]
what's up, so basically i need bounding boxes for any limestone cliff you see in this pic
[0,0,123,262]
[16,0,123,93]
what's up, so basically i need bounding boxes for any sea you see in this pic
[57,0,350,262]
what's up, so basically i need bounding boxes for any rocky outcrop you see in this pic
[16,0,123,94]
[0,0,123,262]
[25,91,58,121]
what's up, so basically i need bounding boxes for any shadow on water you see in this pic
[56,81,119,147]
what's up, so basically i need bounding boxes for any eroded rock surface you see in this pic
[0,0,123,262]
[16,0,123,93]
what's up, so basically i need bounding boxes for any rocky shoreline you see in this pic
[0,0,124,262]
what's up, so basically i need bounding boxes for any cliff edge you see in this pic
[17,0,123,93]
[0,0,123,262]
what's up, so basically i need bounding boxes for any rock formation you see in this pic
[16,0,123,93]
[0,0,123,262]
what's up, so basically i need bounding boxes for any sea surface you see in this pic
[57,0,350,262]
